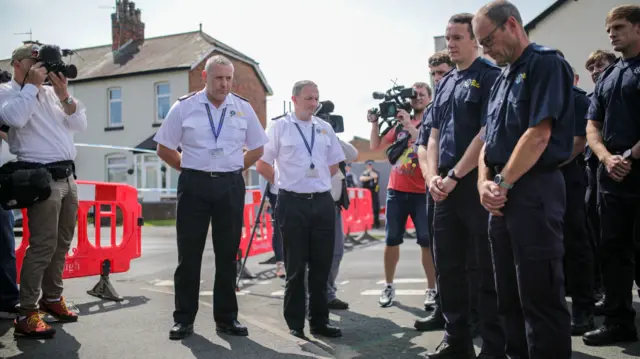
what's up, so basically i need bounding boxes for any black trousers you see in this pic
[369,189,381,228]
[585,158,602,291]
[173,169,245,325]
[433,170,504,355]
[560,158,595,314]
[599,189,640,326]
[0,208,17,309]
[276,190,335,330]
[489,169,571,359]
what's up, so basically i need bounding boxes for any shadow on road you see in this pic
[180,332,318,358]
[73,295,151,316]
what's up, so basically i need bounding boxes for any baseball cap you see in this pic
[10,44,40,65]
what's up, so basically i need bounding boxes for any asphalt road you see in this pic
[1,227,640,358]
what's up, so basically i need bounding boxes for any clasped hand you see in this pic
[478,180,508,216]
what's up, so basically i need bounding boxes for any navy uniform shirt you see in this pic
[430,57,500,170]
[416,103,433,150]
[587,54,640,195]
[584,92,597,164]
[572,86,590,138]
[484,44,575,169]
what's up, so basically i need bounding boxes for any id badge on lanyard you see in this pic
[205,104,227,158]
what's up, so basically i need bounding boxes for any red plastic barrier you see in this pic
[238,189,274,258]
[406,216,415,230]
[15,180,143,283]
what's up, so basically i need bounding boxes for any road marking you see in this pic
[376,278,426,284]
[339,280,350,285]
[361,289,425,296]
[271,290,285,296]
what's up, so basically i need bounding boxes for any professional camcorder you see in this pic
[315,100,344,134]
[368,84,417,137]
[37,44,78,79]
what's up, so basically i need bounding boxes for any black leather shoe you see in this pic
[571,313,595,336]
[426,341,475,359]
[414,308,445,332]
[216,320,248,336]
[310,324,342,338]
[583,324,638,346]
[327,298,349,310]
[169,323,193,340]
[289,329,307,339]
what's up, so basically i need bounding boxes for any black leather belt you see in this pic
[181,168,242,177]
[279,189,330,200]
[46,160,75,180]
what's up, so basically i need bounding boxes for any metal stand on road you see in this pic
[87,260,124,302]
[235,182,271,291]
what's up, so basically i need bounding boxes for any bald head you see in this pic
[473,0,528,66]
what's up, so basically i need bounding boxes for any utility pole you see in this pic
[14,29,33,42]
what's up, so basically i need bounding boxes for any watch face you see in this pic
[623,149,632,159]
[494,174,502,185]
[448,169,455,178]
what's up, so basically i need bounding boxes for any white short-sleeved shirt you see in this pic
[260,113,346,193]
[153,90,268,172]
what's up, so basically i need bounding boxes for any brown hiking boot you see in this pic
[39,297,78,323]
[14,311,56,339]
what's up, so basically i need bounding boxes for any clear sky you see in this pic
[0,0,555,142]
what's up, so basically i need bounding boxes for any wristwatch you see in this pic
[447,169,461,182]
[622,149,633,160]
[494,174,513,189]
[61,96,73,105]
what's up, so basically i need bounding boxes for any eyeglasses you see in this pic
[478,21,506,49]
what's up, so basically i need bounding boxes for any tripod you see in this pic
[235,182,278,290]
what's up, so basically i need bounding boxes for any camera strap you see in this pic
[204,104,227,143]
[293,123,316,169]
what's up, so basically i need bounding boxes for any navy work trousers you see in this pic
[560,158,595,315]
[433,170,504,355]
[489,169,571,359]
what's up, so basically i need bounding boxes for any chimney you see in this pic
[111,0,145,52]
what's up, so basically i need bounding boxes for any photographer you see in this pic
[368,82,437,310]
[0,43,87,339]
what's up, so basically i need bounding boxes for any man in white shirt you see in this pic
[0,43,87,339]
[256,80,346,339]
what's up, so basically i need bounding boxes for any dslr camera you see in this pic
[37,44,78,79]
[368,85,417,137]
[315,100,344,134]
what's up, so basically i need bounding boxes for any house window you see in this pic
[108,88,123,127]
[105,154,128,183]
[155,83,170,123]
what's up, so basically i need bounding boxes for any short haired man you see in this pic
[368,81,437,311]
[155,54,268,340]
[256,80,346,339]
[414,50,454,333]
[583,4,640,347]
[473,1,575,357]
[583,49,617,308]
[423,13,504,358]
[0,43,87,339]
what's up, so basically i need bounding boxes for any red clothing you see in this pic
[383,120,425,194]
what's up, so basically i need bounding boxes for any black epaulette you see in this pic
[178,92,197,101]
[479,56,500,69]
[270,113,286,121]
[231,93,249,102]
[532,44,559,55]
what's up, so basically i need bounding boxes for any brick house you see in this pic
[0,0,272,209]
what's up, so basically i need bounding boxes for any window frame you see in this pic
[105,153,129,184]
[154,82,171,124]
[107,87,123,128]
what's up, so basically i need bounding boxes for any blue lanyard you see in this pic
[294,123,315,169]
[204,104,227,143]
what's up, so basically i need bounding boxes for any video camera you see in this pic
[369,84,417,137]
[315,100,344,134]
[37,44,78,79]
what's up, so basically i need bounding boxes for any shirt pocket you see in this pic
[223,118,248,148]
[182,118,210,147]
